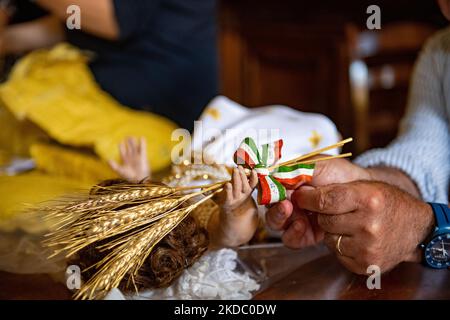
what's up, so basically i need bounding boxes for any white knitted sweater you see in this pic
[356,27,450,202]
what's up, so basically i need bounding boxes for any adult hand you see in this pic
[294,180,434,273]
[265,158,370,249]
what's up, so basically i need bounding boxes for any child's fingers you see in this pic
[239,166,250,193]
[232,167,242,199]
[119,141,128,161]
[108,159,119,171]
[138,137,147,156]
[225,182,233,202]
[108,160,124,176]
[125,137,135,158]
[128,137,138,154]
[215,182,231,205]
[249,170,258,189]
[140,137,148,158]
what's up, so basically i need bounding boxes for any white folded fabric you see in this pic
[192,96,340,167]
[104,249,260,300]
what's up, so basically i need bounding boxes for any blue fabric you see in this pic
[65,0,219,131]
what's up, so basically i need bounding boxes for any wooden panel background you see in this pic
[218,0,446,154]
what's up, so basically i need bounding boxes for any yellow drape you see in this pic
[0,43,178,173]
[0,44,179,228]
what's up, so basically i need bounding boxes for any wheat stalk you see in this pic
[44,196,188,257]
[43,139,354,299]
[43,184,221,258]
[73,192,218,300]
[41,184,178,230]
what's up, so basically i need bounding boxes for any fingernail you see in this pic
[300,186,315,191]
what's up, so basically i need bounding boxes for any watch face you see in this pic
[425,234,450,268]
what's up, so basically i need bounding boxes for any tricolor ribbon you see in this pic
[234,137,315,205]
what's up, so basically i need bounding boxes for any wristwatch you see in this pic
[421,203,450,269]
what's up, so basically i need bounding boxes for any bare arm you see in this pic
[1,15,65,55]
[35,0,119,40]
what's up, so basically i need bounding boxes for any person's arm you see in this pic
[1,15,65,55]
[34,0,119,40]
[366,166,421,198]
[265,31,450,259]
[356,31,450,203]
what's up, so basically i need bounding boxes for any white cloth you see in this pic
[192,96,341,237]
[104,249,260,300]
[192,96,340,167]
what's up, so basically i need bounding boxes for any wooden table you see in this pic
[0,244,449,300]
[245,244,450,300]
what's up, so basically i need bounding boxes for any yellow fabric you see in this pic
[0,44,179,232]
[30,143,118,184]
[0,104,49,157]
[0,172,91,232]
[0,43,177,172]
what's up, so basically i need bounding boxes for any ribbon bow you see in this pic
[234,137,315,205]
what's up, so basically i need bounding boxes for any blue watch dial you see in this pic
[424,234,450,269]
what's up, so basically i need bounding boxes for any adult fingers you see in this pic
[293,184,361,215]
[336,254,366,275]
[323,233,357,259]
[323,233,368,274]
[281,219,308,249]
[265,200,293,231]
[317,212,361,235]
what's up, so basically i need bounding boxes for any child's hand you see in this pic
[209,166,259,248]
[219,166,258,213]
[109,137,150,183]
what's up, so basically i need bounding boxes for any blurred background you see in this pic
[217,0,447,155]
[1,1,447,157]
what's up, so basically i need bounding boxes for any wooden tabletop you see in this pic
[0,244,449,300]
[247,244,450,300]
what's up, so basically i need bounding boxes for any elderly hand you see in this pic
[265,158,370,249]
[294,181,434,273]
[265,157,435,273]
